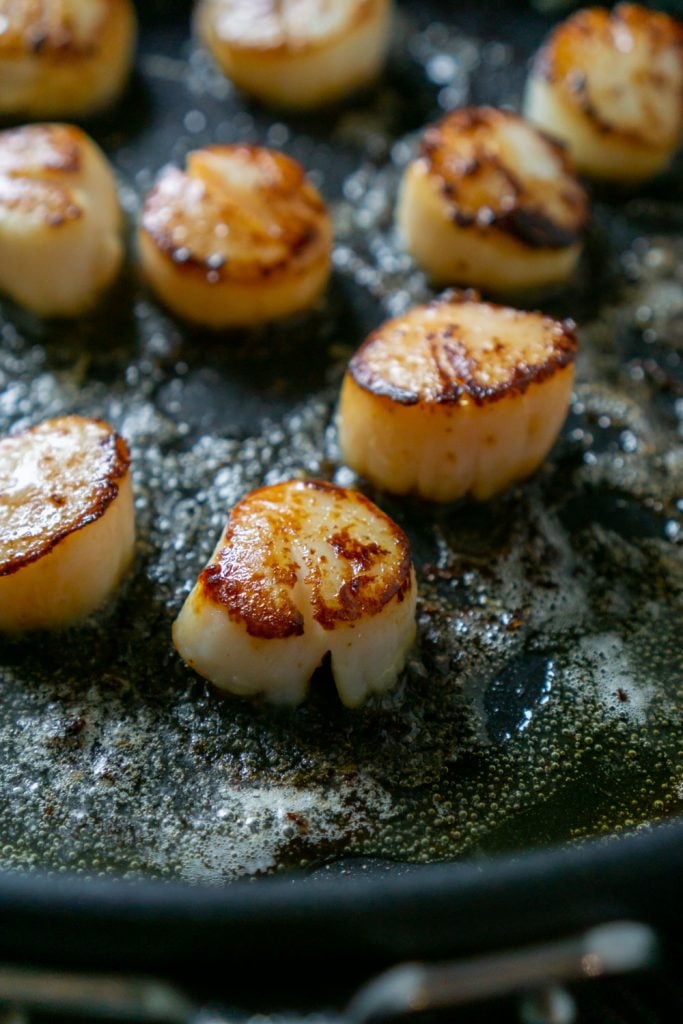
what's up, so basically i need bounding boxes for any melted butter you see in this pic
[0,6,681,883]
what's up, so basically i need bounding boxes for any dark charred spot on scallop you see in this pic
[314,489,413,630]
[349,298,578,407]
[347,360,422,406]
[430,331,475,402]
[0,418,130,578]
[421,106,588,249]
[290,226,320,257]
[311,556,413,631]
[489,206,582,249]
[328,529,388,569]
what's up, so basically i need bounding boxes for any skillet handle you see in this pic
[346,920,658,1020]
[0,920,658,1024]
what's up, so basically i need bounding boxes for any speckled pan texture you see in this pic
[0,0,682,884]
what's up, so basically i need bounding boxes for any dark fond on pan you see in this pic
[0,0,681,908]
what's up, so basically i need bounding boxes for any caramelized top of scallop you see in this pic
[0,175,81,224]
[0,0,118,56]
[419,107,588,248]
[0,124,83,177]
[198,479,413,638]
[202,0,379,54]
[536,3,683,149]
[348,294,578,406]
[0,124,92,226]
[141,145,331,283]
[0,416,130,576]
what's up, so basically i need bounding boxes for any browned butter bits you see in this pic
[0,415,135,631]
[397,106,588,293]
[196,0,393,110]
[338,294,578,502]
[139,144,332,328]
[172,479,417,707]
[0,0,137,118]
[524,3,683,182]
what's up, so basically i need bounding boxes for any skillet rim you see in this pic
[1,3,682,973]
[0,817,681,968]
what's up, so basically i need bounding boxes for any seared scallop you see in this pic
[524,4,683,182]
[397,107,588,293]
[196,0,393,110]
[139,144,333,327]
[338,294,577,502]
[173,479,416,707]
[0,123,123,316]
[0,416,135,631]
[0,0,136,118]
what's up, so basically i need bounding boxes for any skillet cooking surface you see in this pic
[0,0,682,885]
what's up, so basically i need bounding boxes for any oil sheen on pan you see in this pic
[0,0,681,884]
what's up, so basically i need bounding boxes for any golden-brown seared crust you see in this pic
[199,0,378,57]
[534,3,683,148]
[200,510,304,640]
[0,124,87,225]
[0,415,130,577]
[0,123,81,176]
[140,145,330,284]
[420,106,588,249]
[199,479,413,638]
[349,293,578,407]
[305,482,412,630]
[0,174,80,224]
[0,0,122,57]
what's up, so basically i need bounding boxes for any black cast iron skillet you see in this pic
[0,0,682,986]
